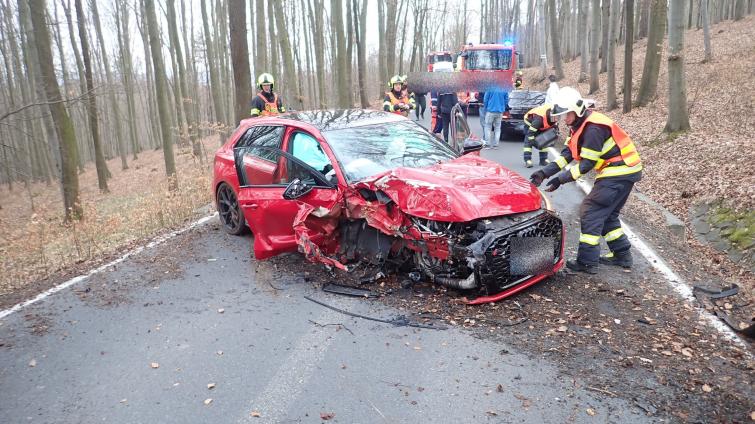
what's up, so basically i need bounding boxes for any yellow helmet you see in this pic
[257,73,275,90]
[388,75,402,88]
[516,70,523,76]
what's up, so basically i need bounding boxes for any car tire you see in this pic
[216,183,248,235]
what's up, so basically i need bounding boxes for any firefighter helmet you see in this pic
[388,75,402,88]
[516,70,523,76]
[257,73,275,90]
[551,86,587,117]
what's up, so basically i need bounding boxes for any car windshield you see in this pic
[465,49,513,70]
[432,53,453,63]
[323,121,458,183]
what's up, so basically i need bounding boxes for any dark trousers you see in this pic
[577,178,634,265]
[522,131,549,162]
[415,95,427,119]
[440,112,451,143]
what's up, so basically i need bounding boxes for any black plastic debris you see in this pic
[304,295,447,330]
[322,282,379,298]
[359,271,386,285]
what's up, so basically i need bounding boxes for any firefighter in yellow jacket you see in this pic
[250,73,286,117]
[383,75,414,117]
[529,87,642,274]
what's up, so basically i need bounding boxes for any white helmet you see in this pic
[552,87,587,117]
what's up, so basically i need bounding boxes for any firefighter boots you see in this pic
[600,250,633,269]
[566,259,598,274]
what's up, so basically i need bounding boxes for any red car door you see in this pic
[236,126,341,259]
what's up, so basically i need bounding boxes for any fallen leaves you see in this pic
[207,383,216,390]
[150,362,159,369]
[586,408,596,416]
[203,398,213,406]
[28,359,36,367]
[250,411,261,418]
[320,412,335,420]
[702,384,712,393]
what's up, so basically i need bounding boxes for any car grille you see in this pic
[478,212,562,293]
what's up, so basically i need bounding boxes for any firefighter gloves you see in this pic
[529,170,546,187]
[544,177,561,192]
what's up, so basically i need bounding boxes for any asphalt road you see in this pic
[0,106,744,423]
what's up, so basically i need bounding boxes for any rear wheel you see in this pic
[216,183,247,235]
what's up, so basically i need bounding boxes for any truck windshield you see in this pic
[431,53,453,63]
[465,49,512,70]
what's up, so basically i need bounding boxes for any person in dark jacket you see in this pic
[437,91,459,143]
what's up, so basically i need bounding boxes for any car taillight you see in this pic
[502,111,511,119]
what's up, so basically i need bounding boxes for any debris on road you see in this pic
[28,358,36,367]
[320,412,335,420]
[203,398,212,405]
[304,295,446,330]
[150,362,159,369]
[207,383,216,389]
[322,282,379,298]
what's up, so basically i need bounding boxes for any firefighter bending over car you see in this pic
[529,87,642,274]
[522,104,555,168]
[383,75,415,117]
[250,73,286,117]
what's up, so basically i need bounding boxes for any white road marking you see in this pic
[0,213,218,320]
[238,306,342,423]
[547,147,750,351]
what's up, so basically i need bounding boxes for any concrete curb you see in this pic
[631,191,687,240]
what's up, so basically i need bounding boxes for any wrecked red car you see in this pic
[213,109,564,304]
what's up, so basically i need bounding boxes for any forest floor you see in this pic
[523,14,755,329]
[0,136,218,307]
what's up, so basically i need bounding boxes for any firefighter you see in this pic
[383,75,413,117]
[529,87,642,274]
[399,75,419,117]
[250,73,286,117]
[522,104,556,168]
[514,70,524,89]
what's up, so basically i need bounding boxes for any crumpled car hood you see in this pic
[353,154,542,222]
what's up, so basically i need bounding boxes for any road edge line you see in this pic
[0,212,218,320]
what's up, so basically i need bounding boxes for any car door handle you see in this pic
[242,204,258,210]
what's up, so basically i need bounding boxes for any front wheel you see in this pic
[216,183,247,235]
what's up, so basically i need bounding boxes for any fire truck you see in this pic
[455,41,518,115]
[426,51,454,72]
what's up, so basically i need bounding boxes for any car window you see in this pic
[236,126,284,162]
[323,121,458,183]
[288,132,333,177]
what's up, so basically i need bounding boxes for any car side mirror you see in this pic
[462,138,483,154]
[282,178,313,200]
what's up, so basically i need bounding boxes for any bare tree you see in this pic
[665,0,691,132]
[605,0,619,110]
[701,0,712,62]
[75,0,108,192]
[255,0,267,74]
[144,0,178,189]
[228,0,251,124]
[273,0,300,109]
[623,0,634,112]
[635,0,666,106]
[548,0,564,79]
[353,0,369,107]
[589,0,600,93]
[28,0,81,219]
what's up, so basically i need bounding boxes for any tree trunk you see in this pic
[273,0,299,109]
[115,0,140,160]
[537,0,548,78]
[255,0,267,74]
[385,0,398,77]
[307,0,325,108]
[227,0,252,125]
[701,0,712,62]
[734,0,744,19]
[623,0,634,112]
[665,0,691,132]
[90,0,127,170]
[606,0,619,110]
[354,0,369,107]
[167,0,202,159]
[635,0,666,106]
[589,0,600,93]
[378,0,387,92]
[600,0,610,72]
[548,0,564,79]
[330,0,349,107]
[145,0,178,189]
[75,0,109,192]
[578,0,589,81]
[29,0,81,219]
[201,0,226,127]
